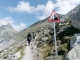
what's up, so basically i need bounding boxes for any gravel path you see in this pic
[21,42,38,60]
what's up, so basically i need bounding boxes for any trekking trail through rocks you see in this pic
[21,42,38,60]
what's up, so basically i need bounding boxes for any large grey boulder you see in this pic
[69,4,80,30]
[71,10,80,30]
[66,45,80,60]
[65,33,80,60]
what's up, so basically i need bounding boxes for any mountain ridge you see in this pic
[0,23,18,39]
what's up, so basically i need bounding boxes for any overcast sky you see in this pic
[0,0,80,31]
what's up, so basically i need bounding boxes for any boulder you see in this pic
[65,45,80,60]
[70,6,80,30]
[65,33,80,60]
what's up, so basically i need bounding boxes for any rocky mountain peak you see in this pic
[3,23,14,30]
[0,23,18,39]
[6,23,11,27]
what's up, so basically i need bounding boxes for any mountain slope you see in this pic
[10,13,63,43]
[0,23,18,51]
[10,17,51,43]
[60,4,80,21]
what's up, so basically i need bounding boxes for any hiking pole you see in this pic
[53,22,58,58]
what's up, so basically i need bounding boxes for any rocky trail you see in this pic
[21,41,39,60]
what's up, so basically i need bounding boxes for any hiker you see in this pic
[32,32,36,41]
[34,32,39,41]
[27,32,32,46]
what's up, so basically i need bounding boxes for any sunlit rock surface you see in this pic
[66,45,80,60]
[65,34,80,60]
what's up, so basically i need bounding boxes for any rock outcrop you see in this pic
[65,45,80,60]
[71,10,80,30]
[68,4,80,30]
[65,33,80,60]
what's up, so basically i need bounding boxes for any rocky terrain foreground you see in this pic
[21,42,38,60]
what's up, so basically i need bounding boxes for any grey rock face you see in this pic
[71,9,80,30]
[66,45,80,60]
[65,34,80,60]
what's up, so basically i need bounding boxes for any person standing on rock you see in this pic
[35,32,39,41]
[32,32,36,41]
[33,31,39,46]
[27,32,32,46]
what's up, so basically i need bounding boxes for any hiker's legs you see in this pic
[28,40,31,46]
[29,40,30,45]
[27,40,29,46]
